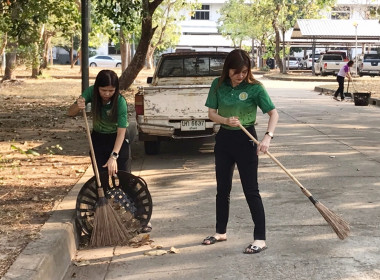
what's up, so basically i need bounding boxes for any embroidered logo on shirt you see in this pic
[239,92,248,101]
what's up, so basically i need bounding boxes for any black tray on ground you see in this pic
[353,92,371,106]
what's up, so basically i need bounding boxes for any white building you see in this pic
[176,1,237,52]
[175,0,380,52]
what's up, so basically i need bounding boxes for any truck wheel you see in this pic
[144,141,160,155]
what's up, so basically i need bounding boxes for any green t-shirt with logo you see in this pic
[82,85,128,134]
[205,78,275,130]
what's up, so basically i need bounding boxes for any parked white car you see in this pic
[357,53,380,77]
[299,53,321,69]
[88,55,121,67]
[285,57,299,69]
[314,54,345,76]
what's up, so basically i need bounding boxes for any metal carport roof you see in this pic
[290,19,380,45]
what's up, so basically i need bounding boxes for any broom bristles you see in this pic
[90,197,130,247]
[314,201,350,240]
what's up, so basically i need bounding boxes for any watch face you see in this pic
[112,152,118,156]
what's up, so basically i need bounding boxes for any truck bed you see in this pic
[141,85,211,119]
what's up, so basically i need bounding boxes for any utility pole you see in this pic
[81,0,90,92]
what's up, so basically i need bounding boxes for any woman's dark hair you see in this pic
[92,70,119,123]
[347,60,354,67]
[217,49,261,89]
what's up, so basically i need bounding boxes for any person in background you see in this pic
[67,69,152,233]
[202,49,279,254]
[333,60,354,101]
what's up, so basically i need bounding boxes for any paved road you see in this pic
[63,78,380,280]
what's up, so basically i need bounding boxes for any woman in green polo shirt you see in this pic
[202,49,279,254]
[68,69,153,233]
[67,69,130,178]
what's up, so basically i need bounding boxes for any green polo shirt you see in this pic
[82,85,128,134]
[205,78,275,130]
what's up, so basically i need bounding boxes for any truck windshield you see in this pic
[364,54,380,60]
[323,55,343,61]
[158,56,226,77]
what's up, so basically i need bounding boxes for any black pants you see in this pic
[214,126,266,240]
[90,130,131,187]
[334,76,345,99]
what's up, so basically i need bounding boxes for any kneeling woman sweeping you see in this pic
[202,49,279,254]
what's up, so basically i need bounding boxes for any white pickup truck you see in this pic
[134,51,228,154]
[314,54,345,76]
[358,53,380,77]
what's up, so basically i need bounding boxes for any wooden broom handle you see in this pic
[82,109,102,187]
[238,124,312,197]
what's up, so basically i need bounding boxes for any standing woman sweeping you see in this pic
[333,60,354,101]
[67,69,131,178]
[202,49,279,254]
[67,69,153,233]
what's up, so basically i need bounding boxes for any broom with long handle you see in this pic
[82,108,129,247]
[238,124,350,240]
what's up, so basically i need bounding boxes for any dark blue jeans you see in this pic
[214,126,266,240]
[334,75,345,99]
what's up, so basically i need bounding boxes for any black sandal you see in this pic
[243,244,267,254]
[202,236,227,245]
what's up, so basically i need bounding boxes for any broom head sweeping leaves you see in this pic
[90,187,130,247]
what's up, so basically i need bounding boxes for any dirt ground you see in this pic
[0,66,378,277]
[0,65,153,277]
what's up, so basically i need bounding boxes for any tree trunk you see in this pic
[32,42,40,78]
[49,47,53,65]
[3,49,17,81]
[0,33,7,57]
[0,33,7,73]
[146,45,155,69]
[41,32,52,69]
[119,0,163,90]
[120,29,128,71]
[119,19,154,90]
[70,37,75,68]
[272,23,283,72]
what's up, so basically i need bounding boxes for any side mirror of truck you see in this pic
[147,77,153,84]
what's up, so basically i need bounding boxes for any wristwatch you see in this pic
[110,151,119,159]
[265,131,274,139]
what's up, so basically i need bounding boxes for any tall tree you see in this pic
[96,0,164,90]
[146,0,199,69]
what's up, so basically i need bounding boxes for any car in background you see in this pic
[357,53,380,77]
[299,53,320,69]
[88,55,121,67]
[314,54,345,76]
[285,56,299,69]
[323,50,349,62]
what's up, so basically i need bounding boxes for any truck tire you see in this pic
[144,141,160,155]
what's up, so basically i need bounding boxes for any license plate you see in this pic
[370,71,378,74]
[181,120,205,131]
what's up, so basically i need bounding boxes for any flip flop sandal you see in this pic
[202,236,227,245]
[243,244,268,254]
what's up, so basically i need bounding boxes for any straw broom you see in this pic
[82,109,130,247]
[239,124,350,240]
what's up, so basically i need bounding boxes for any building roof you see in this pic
[291,19,380,41]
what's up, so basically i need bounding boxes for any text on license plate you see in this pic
[181,120,205,131]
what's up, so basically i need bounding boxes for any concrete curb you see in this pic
[2,167,93,280]
[265,73,337,82]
